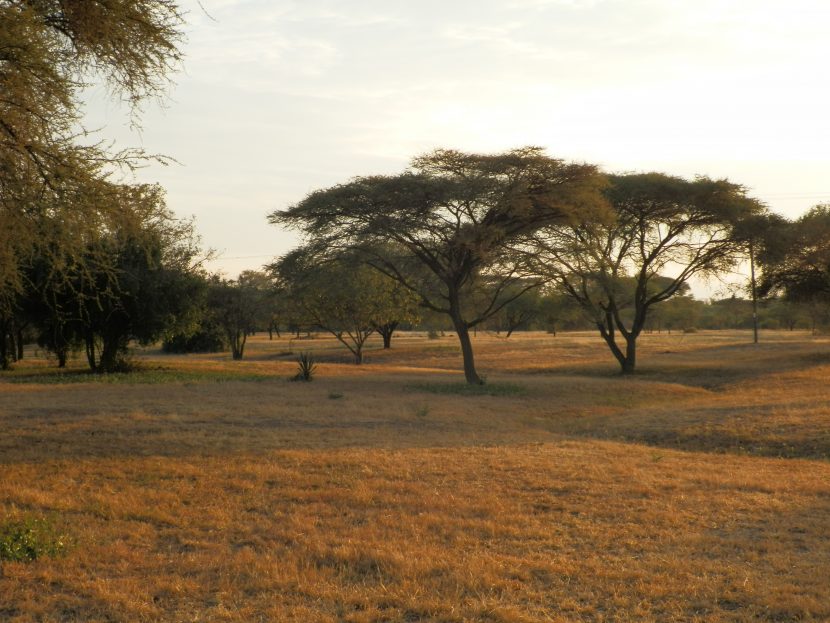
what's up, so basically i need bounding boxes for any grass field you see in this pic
[1,330,829,622]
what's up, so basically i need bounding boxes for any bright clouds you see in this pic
[82,0,830,279]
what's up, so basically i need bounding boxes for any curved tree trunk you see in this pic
[84,332,97,371]
[452,317,482,384]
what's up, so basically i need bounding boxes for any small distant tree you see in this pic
[272,249,418,363]
[530,173,764,373]
[207,275,264,360]
[656,292,702,333]
[488,283,544,337]
[761,299,808,331]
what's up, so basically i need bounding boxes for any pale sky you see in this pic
[85,0,830,294]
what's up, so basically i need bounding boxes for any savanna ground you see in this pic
[1,330,829,622]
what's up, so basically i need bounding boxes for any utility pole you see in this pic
[749,238,759,344]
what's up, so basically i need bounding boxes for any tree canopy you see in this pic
[1,0,184,313]
[529,172,764,373]
[759,205,830,303]
[271,147,606,383]
[271,248,419,363]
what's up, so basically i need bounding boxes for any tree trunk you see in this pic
[377,322,397,349]
[597,315,625,371]
[0,325,9,370]
[98,335,123,373]
[621,334,637,374]
[451,316,482,384]
[231,331,246,360]
[16,329,24,360]
[749,239,759,344]
[7,326,17,362]
[85,332,97,371]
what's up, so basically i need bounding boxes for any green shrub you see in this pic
[0,516,68,562]
[162,325,226,353]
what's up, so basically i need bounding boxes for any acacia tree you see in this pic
[1,0,183,319]
[731,213,788,343]
[207,273,266,360]
[759,205,830,308]
[372,278,420,349]
[530,173,764,373]
[271,147,605,384]
[272,249,418,363]
[486,282,544,337]
[24,184,204,372]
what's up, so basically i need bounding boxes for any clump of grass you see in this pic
[292,352,317,382]
[414,404,430,418]
[406,381,527,397]
[0,516,68,562]
[328,391,344,400]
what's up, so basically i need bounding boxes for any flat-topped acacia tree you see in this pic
[270,147,606,384]
[528,172,765,374]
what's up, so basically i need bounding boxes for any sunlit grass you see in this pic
[1,330,829,621]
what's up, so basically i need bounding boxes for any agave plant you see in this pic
[292,351,317,382]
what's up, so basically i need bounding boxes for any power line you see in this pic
[210,254,275,260]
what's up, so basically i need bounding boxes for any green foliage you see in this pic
[0,516,68,562]
[414,404,430,417]
[162,329,225,354]
[292,351,317,382]
[271,147,606,384]
[206,272,274,360]
[532,172,765,373]
[0,0,184,318]
[272,248,416,363]
[760,205,830,303]
[162,320,226,354]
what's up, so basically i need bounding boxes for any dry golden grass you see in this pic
[1,330,829,621]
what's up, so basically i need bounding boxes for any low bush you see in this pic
[0,516,68,563]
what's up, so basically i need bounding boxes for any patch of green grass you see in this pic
[414,404,430,417]
[0,516,69,562]
[406,381,528,397]
[0,368,273,385]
